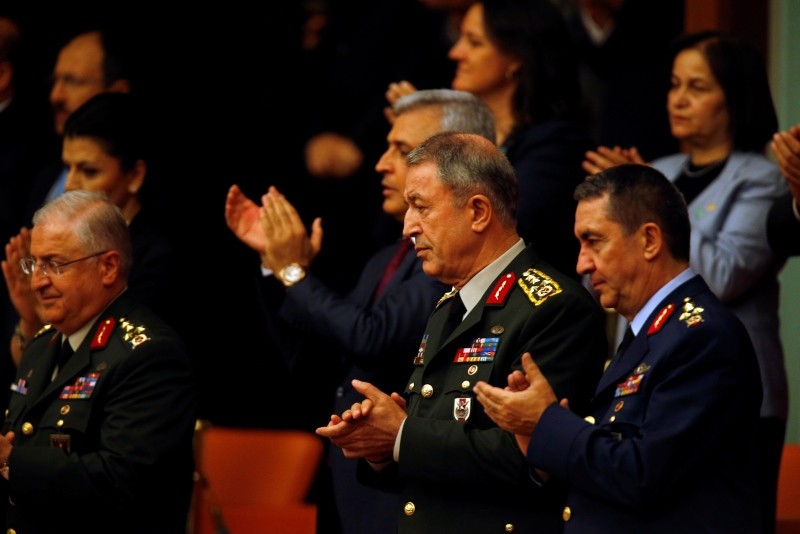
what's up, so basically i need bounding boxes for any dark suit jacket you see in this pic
[504,120,594,279]
[767,192,800,257]
[528,275,762,533]
[360,245,608,533]
[261,238,447,534]
[1,292,197,534]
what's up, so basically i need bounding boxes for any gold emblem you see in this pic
[517,269,562,306]
[421,384,434,398]
[21,422,34,435]
[96,362,108,371]
[562,506,572,521]
[490,325,504,335]
[504,524,515,532]
[614,401,624,412]
[121,318,151,348]
[436,287,459,309]
[404,502,416,516]
[60,405,70,415]
[678,297,705,327]
[467,365,478,375]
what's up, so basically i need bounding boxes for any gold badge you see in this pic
[517,269,562,306]
[678,297,704,327]
[120,318,151,348]
[436,287,459,309]
[490,325,504,335]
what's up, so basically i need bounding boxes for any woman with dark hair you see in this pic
[584,31,788,534]
[4,92,180,365]
[387,0,592,277]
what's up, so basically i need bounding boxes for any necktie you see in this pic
[372,238,413,302]
[442,292,466,341]
[608,326,634,368]
[53,337,74,380]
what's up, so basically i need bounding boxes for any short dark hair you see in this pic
[574,164,691,261]
[63,92,147,173]
[407,132,518,227]
[668,31,777,153]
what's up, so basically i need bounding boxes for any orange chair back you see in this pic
[777,443,800,534]
[192,424,324,534]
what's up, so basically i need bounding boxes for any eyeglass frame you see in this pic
[19,251,109,277]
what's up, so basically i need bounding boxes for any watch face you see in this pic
[282,264,305,285]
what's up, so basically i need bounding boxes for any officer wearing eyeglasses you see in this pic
[0,190,196,534]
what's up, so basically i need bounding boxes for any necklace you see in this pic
[681,157,728,178]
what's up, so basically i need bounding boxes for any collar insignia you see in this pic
[647,304,674,335]
[91,318,116,349]
[485,272,516,305]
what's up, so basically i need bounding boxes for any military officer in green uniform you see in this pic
[0,190,196,534]
[318,132,607,533]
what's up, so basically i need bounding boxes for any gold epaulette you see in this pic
[517,268,562,306]
[119,317,151,349]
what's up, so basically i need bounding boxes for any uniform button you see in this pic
[3,409,8,417]
[21,422,33,435]
[403,502,415,516]
[461,380,470,389]
[60,405,71,415]
[408,383,415,391]
[56,419,64,427]
[8,528,17,534]
[584,416,595,424]
[562,506,572,521]
[421,384,433,398]
[609,416,616,422]
[504,523,515,532]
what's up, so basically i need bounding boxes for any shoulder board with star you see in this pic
[33,324,54,339]
[516,268,562,307]
[677,297,705,327]
[117,317,152,349]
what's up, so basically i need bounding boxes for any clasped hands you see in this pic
[316,379,408,463]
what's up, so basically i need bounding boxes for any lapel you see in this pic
[424,245,535,367]
[595,275,707,393]
[30,292,134,405]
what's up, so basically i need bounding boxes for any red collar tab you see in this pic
[647,304,675,335]
[486,272,516,306]
[90,317,117,349]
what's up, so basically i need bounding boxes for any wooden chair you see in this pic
[777,443,800,534]
[190,422,324,534]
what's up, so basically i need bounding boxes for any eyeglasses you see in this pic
[20,251,108,277]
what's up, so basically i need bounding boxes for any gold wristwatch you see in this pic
[278,263,307,287]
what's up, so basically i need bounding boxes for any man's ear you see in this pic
[641,222,663,260]
[468,194,492,233]
[98,250,122,285]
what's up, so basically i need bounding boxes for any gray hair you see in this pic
[33,190,133,279]
[394,89,496,144]
[407,132,518,227]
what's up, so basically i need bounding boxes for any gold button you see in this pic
[461,380,470,389]
[21,422,33,435]
[504,523,515,532]
[56,419,64,427]
[562,506,572,521]
[8,528,17,534]
[421,384,433,398]
[4,409,8,417]
[408,383,415,391]
[584,416,595,424]
[609,415,616,423]
[60,405,71,415]
[404,502,415,516]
